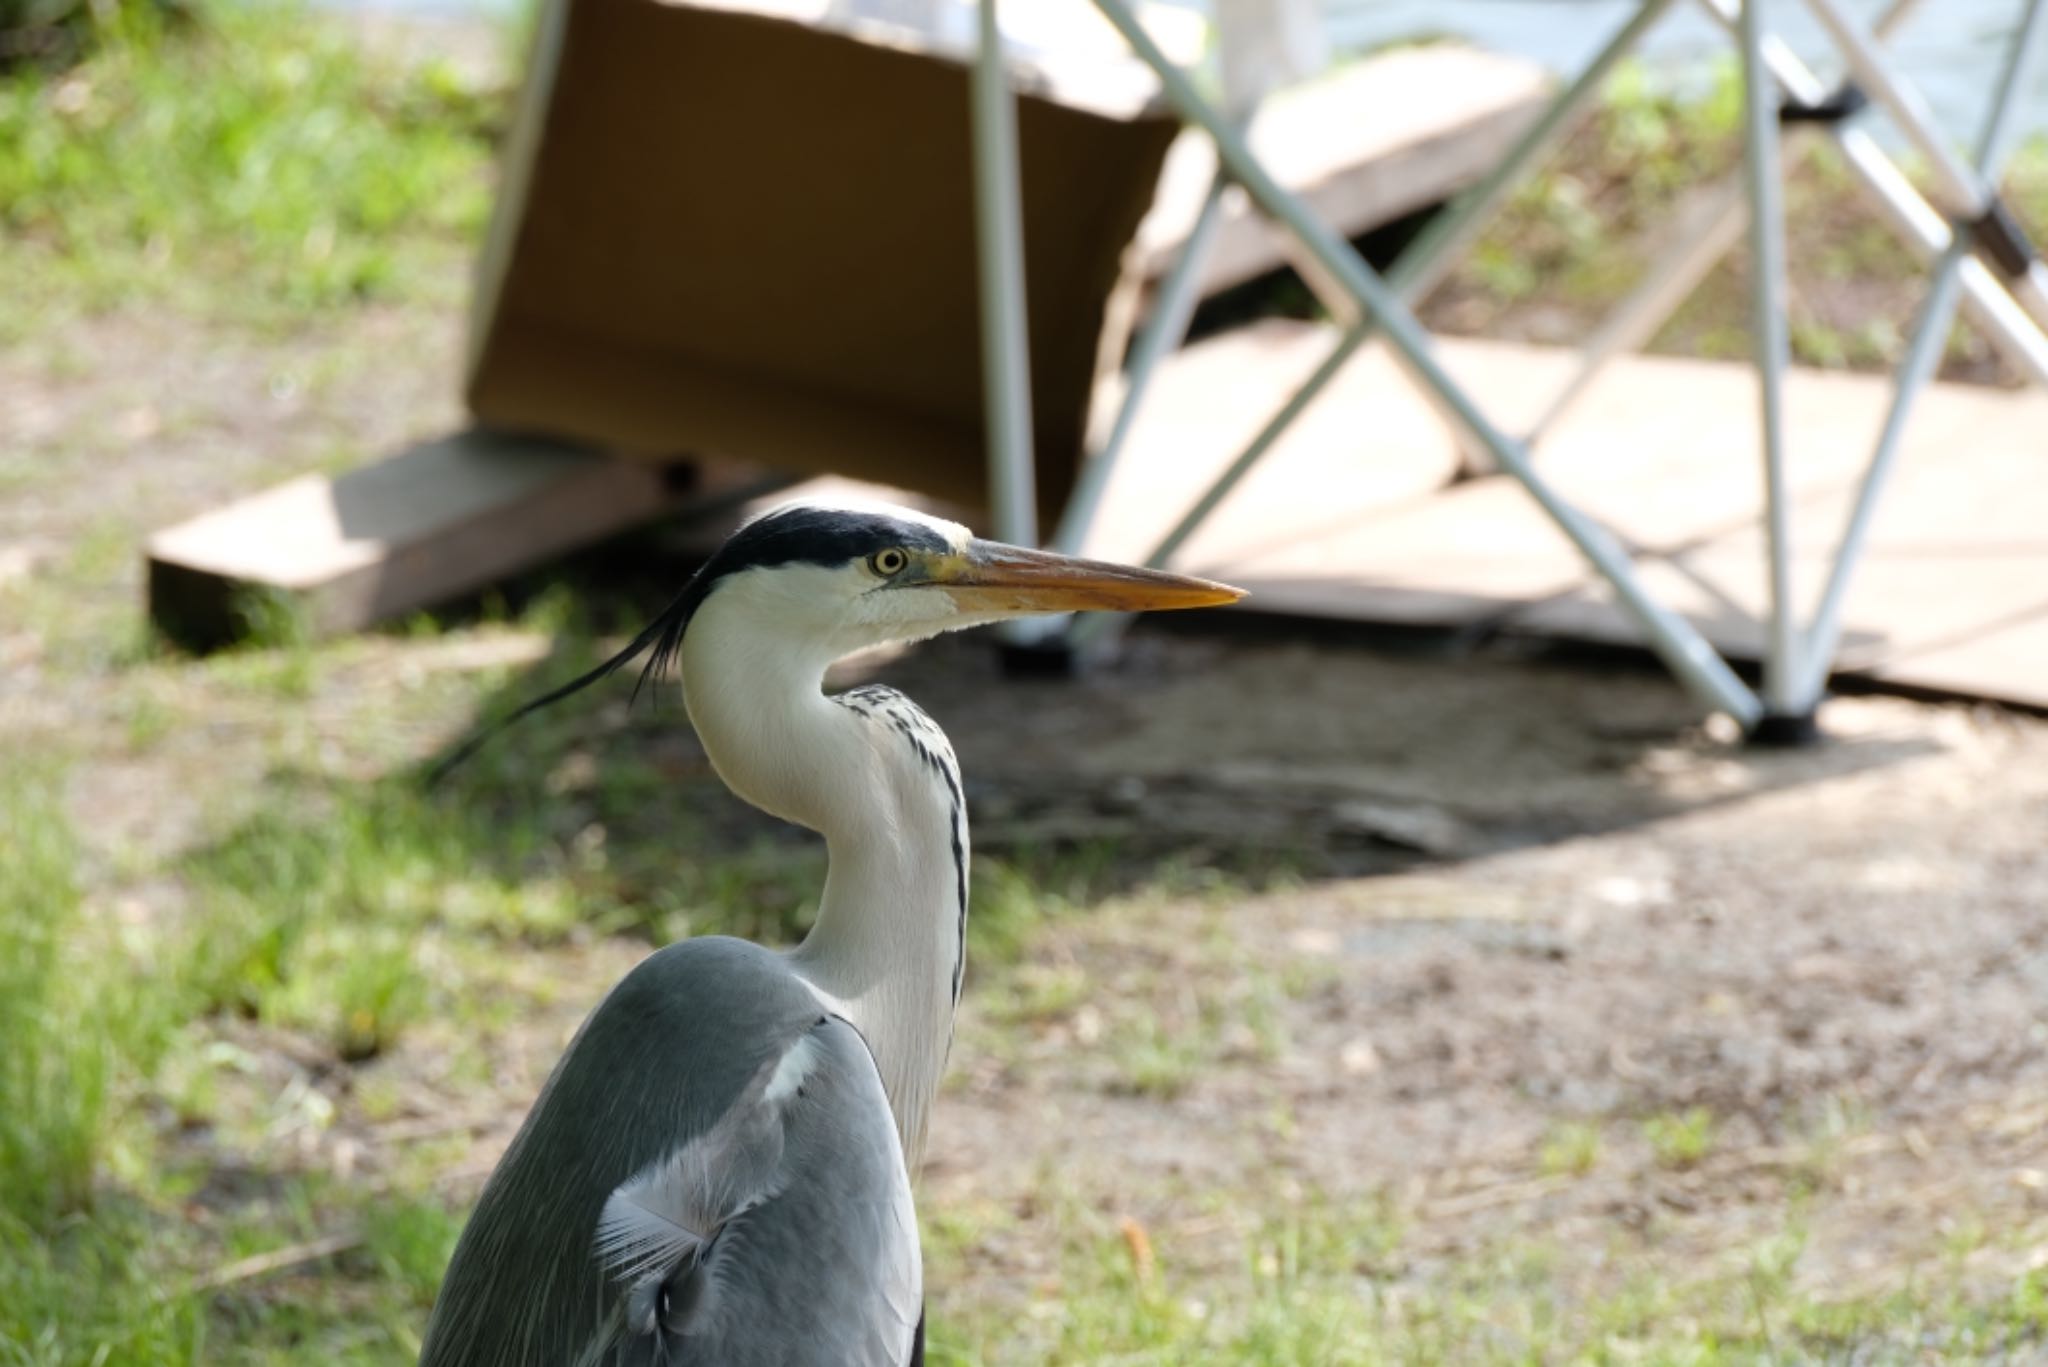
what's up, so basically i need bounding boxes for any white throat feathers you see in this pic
[677,559,972,1169]
[430,499,1238,1180]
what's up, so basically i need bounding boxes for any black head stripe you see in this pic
[422,505,953,785]
[707,505,953,575]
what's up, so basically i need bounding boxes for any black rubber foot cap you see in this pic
[997,638,1079,680]
[1746,711,1824,748]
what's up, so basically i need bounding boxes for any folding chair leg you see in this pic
[970,0,1044,649]
[1522,0,1922,453]
[1039,170,1232,650]
[1735,0,1806,724]
[1801,0,2048,338]
[1066,324,1373,652]
[1076,0,1684,626]
[1793,0,2048,705]
[1087,0,1766,725]
[1689,0,2048,389]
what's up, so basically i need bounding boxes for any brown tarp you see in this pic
[466,0,1179,524]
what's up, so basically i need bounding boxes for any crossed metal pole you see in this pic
[971,0,2048,735]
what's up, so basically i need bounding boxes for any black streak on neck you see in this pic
[836,686,970,1005]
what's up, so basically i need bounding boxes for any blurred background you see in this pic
[5,0,2048,1362]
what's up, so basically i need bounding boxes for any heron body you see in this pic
[418,503,1239,1366]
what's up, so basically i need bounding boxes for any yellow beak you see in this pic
[934,540,1246,614]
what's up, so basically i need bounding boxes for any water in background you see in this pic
[367,0,2048,146]
[1323,0,2048,145]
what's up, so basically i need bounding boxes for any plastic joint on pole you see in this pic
[1747,711,1825,747]
[1778,82,1868,124]
[1969,200,2038,280]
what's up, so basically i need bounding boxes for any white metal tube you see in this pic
[1152,328,1371,569]
[1088,0,1765,724]
[1691,0,2048,372]
[1066,325,1373,650]
[1526,0,1929,447]
[972,0,1038,552]
[1835,132,2048,387]
[1072,0,1687,584]
[1272,222,1499,475]
[2015,262,2048,322]
[1737,0,1804,715]
[1794,244,1969,703]
[1795,0,2048,702]
[1799,0,1984,214]
[971,0,1048,646]
[1963,0,2048,168]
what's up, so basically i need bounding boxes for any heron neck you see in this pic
[680,612,963,1167]
[798,764,964,1169]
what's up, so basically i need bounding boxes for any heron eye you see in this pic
[868,548,909,577]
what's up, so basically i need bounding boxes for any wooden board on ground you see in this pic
[1134,46,1552,297]
[1078,322,2048,710]
[146,433,759,651]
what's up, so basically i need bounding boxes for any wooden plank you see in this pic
[146,431,742,651]
[1079,323,2048,711]
[1134,45,1553,297]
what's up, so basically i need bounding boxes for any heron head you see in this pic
[425,499,1242,782]
[689,499,1243,656]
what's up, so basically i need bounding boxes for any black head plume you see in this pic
[419,504,952,787]
[420,582,695,787]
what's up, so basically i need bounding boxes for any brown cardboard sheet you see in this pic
[465,0,1179,522]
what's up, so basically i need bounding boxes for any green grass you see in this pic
[925,1189,2048,1365]
[0,770,201,1363]
[0,6,541,1316]
[1431,59,2048,382]
[6,627,2048,1364]
[1539,1120,1604,1179]
[0,0,500,330]
[1,1208,208,1367]
[0,715,623,1361]
[1644,1106,1718,1170]
[8,19,2048,1359]
[0,767,117,1229]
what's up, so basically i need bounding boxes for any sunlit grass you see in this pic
[0,770,200,1363]
[1538,1120,1604,1179]
[0,0,499,330]
[1644,1105,1718,1171]
[924,1186,2048,1365]
[0,766,115,1228]
[1432,58,2048,380]
[7,22,2048,1356]
[7,637,2048,1362]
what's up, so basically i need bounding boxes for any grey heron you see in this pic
[418,500,1241,1366]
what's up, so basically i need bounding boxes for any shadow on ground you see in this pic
[181,532,1950,940]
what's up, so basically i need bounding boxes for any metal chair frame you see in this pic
[969,0,2048,734]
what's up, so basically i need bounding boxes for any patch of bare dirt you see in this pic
[866,635,2048,1301]
[9,198,2046,1328]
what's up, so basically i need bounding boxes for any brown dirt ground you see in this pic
[5,91,2047,1339]
[886,635,2048,1305]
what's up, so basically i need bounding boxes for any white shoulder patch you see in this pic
[593,1032,822,1291]
[764,1030,825,1104]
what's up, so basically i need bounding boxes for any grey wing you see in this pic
[419,938,920,1367]
[592,1015,922,1367]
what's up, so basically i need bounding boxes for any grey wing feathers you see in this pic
[596,1016,922,1366]
[418,938,921,1367]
